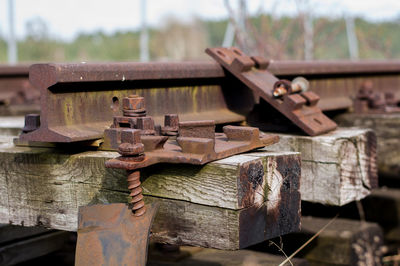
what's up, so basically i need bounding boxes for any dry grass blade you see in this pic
[278,214,339,266]
[269,238,294,266]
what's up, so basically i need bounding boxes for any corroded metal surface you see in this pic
[268,60,400,75]
[353,81,400,113]
[106,126,278,170]
[100,95,279,264]
[17,56,400,143]
[104,95,278,168]
[19,62,252,143]
[206,47,337,136]
[75,203,158,266]
[268,60,400,111]
[0,65,39,107]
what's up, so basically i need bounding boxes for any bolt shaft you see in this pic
[127,170,146,216]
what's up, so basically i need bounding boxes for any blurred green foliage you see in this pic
[1,14,399,63]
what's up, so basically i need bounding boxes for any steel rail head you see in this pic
[0,65,29,77]
[268,60,400,76]
[28,62,225,88]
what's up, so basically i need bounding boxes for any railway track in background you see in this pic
[1,59,399,119]
[0,65,39,115]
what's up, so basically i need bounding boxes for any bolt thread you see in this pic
[127,170,146,216]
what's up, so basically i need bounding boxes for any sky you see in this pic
[0,0,400,41]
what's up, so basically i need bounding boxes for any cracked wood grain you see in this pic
[0,141,300,250]
[266,127,377,206]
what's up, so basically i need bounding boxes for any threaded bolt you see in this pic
[118,129,146,216]
[127,170,146,216]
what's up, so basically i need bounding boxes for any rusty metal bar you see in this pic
[3,60,400,111]
[16,58,400,143]
[268,60,400,111]
[19,62,255,143]
[0,65,39,106]
[0,65,29,76]
[268,60,400,76]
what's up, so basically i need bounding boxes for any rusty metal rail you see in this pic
[268,60,400,111]
[2,59,400,112]
[19,62,254,143]
[14,56,400,143]
[0,65,39,106]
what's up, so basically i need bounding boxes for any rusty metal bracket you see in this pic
[206,47,337,136]
[354,81,400,113]
[103,95,279,167]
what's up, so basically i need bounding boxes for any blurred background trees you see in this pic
[1,5,400,63]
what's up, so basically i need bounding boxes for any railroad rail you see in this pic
[1,60,399,113]
[2,60,400,111]
[269,60,400,111]
[0,65,38,105]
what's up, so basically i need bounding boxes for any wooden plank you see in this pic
[335,113,400,179]
[266,128,378,206]
[279,217,384,266]
[0,141,301,250]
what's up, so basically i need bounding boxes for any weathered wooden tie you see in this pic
[335,112,400,179]
[266,127,378,206]
[0,139,301,250]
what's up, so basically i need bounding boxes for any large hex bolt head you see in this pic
[118,129,145,156]
[122,95,146,112]
[121,128,141,144]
